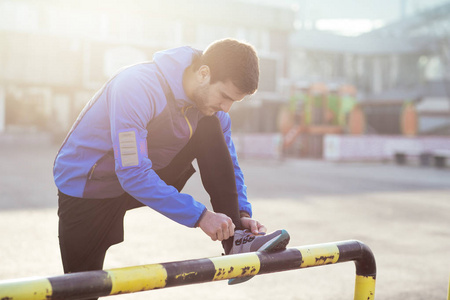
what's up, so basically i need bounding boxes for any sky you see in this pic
[244,0,450,35]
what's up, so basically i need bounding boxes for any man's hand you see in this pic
[241,217,267,235]
[198,210,235,241]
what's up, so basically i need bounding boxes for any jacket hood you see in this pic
[153,46,200,106]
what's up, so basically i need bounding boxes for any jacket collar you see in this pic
[153,46,201,108]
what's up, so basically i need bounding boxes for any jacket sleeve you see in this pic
[107,68,206,228]
[216,112,252,217]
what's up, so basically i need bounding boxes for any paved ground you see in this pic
[0,136,449,299]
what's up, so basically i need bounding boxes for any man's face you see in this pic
[192,77,248,116]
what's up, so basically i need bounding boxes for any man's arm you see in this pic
[107,68,207,227]
[214,112,267,235]
[215,111,252,217]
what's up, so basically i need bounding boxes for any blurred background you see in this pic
[1,1,450,300]
[1,0,450,161]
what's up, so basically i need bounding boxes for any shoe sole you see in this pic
[228,230,290,285]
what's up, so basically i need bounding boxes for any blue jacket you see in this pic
[53,46,251,228]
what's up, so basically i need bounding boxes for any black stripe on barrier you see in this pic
[354,243,376,277]
[258,248,303,275]
[336,240,376,277]
[48,270,112,300]
[162,258,217,287]
[0,241,376,299]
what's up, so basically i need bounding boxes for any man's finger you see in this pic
[229,223,236,237]
[223,229,230,240]
[250,221,260,234]
[257,223,267,234]
[216,230,224,241]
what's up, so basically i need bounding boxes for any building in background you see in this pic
[282,2,450,159]
[288,2,450,137]
[1,0,449,161]
[0,0,294,140]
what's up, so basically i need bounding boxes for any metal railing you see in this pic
[0,240,376,300]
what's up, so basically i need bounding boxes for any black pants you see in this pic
[58,116,243,276]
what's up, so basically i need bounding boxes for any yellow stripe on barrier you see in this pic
[300,243,340,267]
[447,273,449,300]
[0,277,52,300]
[211,252,260,281]
[108,264,167,294]
[354,275,376,300]
[0,240,376,299]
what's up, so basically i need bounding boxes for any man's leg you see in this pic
[176,117,290,285]
[193,117,243,228]
[58,192,129,274]
[156,116,243,230]
[158,116,243,253]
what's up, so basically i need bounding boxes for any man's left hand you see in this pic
[240,217,267,235]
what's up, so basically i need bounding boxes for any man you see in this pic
[53,38,290,287]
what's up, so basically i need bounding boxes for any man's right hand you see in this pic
[198,210,235,241]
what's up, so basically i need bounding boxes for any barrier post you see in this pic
[447,273,450,300]
[0,240,376,300]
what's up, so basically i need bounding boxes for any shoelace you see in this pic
[222,231,268,256]
[244,231,266,237]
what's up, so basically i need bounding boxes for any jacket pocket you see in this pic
[83,151,124,199]
[87,152,117,180]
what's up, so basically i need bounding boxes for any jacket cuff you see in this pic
[194,207,208,227]
[240,210,251,218]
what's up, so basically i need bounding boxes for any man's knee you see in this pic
[197,116,222,136]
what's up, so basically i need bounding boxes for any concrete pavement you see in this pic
[0,138,449,299]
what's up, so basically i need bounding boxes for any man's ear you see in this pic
[197,65,210,83]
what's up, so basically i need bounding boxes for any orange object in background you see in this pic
[348,104,365,135]
[401,102,418,136]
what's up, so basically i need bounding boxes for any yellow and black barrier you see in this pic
[0,240,376,300]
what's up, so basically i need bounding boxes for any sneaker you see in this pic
[227,229,290,285]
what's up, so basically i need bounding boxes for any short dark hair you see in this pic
[199,39,259,95]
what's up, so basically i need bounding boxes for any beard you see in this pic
[192,84,219,116]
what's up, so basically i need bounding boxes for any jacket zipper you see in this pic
[88,163,97,180]
[182,106,193,139]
